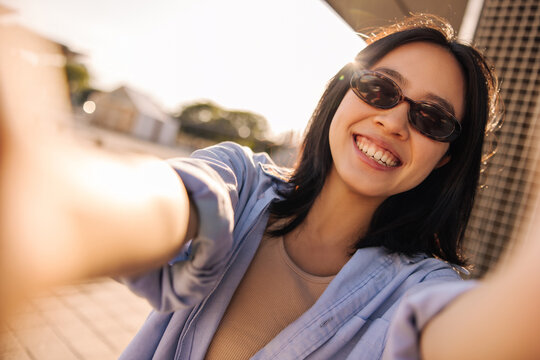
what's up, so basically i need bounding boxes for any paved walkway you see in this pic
[1,278,153,360]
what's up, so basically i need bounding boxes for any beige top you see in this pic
[204,235,335,360]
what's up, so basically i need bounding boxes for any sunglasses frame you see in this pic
[350,70,461,142]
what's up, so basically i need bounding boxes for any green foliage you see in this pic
[176,101,274,151]
[65,61,94,105]
[65,62,89,90]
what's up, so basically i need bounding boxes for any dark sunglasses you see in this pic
[350,70,461,142]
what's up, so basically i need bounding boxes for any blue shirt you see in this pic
[120,142,476,360]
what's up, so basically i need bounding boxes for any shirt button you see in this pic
[319,317,334,327]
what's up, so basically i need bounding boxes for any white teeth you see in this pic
[355,136,399,167]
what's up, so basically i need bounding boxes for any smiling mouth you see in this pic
[354,135,401,167]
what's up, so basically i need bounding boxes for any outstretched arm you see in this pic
[421,191,540,359]
[0,23,196,291]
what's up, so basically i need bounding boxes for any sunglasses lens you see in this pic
[353,73,401,108]
[351,71,460,142]
[409,103,456,140]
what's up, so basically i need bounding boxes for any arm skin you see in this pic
[421,192,540,360]
[1,148,198,285]
[0,23,198,292]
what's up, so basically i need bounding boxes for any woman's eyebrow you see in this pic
[373,67,409,86]
[374,67,456,116]
[374,67,408,86]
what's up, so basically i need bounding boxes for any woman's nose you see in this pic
[372,102,410,140]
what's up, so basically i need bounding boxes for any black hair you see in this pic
[268,15,502,266]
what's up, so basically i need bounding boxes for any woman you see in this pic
[5,13,539,360]
[117,15,499,359]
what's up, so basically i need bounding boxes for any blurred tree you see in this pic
[64,61,95,106]
[176,101,273,151]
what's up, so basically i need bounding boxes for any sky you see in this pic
[1,0,365,136]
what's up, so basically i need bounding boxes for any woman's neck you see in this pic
[283,168,386,276]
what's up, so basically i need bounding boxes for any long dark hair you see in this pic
[268,15,502,266]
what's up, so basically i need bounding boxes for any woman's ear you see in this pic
[435,154,451,169]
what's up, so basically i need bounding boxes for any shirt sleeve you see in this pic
[381,280,478,360]
[118,142,272,312]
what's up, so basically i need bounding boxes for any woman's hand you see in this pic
[0,24,194,294]
[420,189,540,359]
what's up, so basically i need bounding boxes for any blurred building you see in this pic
[462,0,540,275]
[325,0,469,33]
[326,0,540,277]
[88,86,180,145]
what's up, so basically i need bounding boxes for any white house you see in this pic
[89,86,179,145]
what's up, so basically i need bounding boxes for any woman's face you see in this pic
[328,41,465,201]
